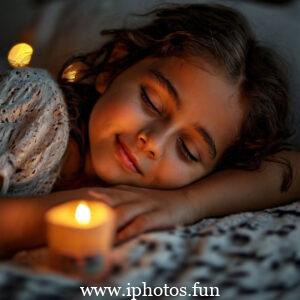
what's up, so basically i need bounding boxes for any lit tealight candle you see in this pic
[7,43,33,68]
[45,200,116,279]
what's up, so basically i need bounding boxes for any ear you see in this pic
[95,43,128,93]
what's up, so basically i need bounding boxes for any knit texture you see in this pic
[0,68,69,196]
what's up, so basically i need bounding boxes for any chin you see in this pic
[92,160,126,185]
[95,166,144,187]
[94,166,120,185]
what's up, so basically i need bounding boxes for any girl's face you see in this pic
[88,56,245,189]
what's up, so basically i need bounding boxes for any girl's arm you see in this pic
[1,150,299,254]
[184,150,300,219]
[0,188,114,259]
[113,150,300,242]
[0,194,66,259]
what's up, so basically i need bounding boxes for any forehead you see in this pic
[136,57,245,157]
[144,56,237,108]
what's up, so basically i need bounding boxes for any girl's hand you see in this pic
[79,185,203,244]
[48,185,203,244]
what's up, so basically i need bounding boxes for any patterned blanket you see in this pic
[1,200,300,300]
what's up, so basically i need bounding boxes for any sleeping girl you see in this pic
[0,3,299,258]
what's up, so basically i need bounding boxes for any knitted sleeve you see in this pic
[0,68,70,196]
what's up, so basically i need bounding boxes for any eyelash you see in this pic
[178,137,199,162]
[140,86,162,115]
[139,86,200,163]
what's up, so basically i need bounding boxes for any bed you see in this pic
[1,200,300,299]
[1,0,300,299]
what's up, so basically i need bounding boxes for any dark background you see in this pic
[0,0,299,145]
[1,0,299,73]
[0,0,37,70]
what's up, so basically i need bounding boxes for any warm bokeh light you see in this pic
[7,43,33,68]
[62,65,77,82]
[61,61,88,82]
[75,201,91,225]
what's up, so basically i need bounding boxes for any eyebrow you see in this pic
[146,68,217,161]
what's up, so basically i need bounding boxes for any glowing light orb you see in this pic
[7,43,33,68]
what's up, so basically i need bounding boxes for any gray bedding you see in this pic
[1,199,300,299]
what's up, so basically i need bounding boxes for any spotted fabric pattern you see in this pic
[1,200,300,299]
[0,68,69,196]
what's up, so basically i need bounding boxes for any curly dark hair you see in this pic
[57,3,296,192]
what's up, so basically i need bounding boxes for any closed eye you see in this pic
[140,85,200,164]
[178,137,200,163]
[140,85,162,116]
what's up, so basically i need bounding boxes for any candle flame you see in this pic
[7,43,33,68]
[75,201,91,225]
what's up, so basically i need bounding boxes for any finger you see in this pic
[116,209,174,243]
[115,202,153,230]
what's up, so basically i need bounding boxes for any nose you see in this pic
[137,130,163,160]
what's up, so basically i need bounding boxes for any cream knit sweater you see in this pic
[0,68,69,196]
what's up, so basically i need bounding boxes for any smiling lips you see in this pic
[115,135,143,175]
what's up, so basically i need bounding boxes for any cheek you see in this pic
[150,156,206,189]
[89,94,143,140]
